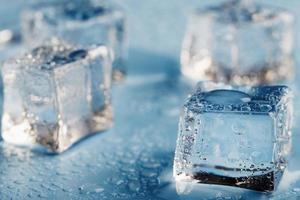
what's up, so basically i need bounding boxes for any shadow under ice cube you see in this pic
[22,0,127,81]
[174,82,293,193]
[181,0,294,85]
[1,42,112,153]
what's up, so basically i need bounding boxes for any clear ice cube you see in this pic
[181,0,294,85]
[22,0,127,81]
[174,82,293,193]
[1,41,113,153]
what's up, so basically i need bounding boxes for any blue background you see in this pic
[1,0,300,199]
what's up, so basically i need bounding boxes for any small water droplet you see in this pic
[128,181,141,192]
[95,187,104,193]
[260,104,272,112]
[241,97,251,103]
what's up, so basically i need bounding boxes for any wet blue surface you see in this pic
[1,0,300,199]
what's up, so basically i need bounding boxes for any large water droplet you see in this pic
[205,90,251,105]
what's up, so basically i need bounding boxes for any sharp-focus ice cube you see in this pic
[22,0,127,81]
[181,0,294,85]
[1,41,113,153]
[174,82,293,193]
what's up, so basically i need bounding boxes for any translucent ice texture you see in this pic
[174,82,293,193]
[1,41,112,153]
[22,0,127,81]
[181,0,294,85]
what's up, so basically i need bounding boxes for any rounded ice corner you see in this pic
[173,171,195,195]
[175,180,194,195]
[87,44,112,60]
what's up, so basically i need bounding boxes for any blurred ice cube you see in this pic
[1,40,112,153]
[0,0,25,46]
[174,82,293,193]
[181,0,294,85]
[22,0,127,81]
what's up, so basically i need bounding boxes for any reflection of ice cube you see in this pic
[1,41,112,153]
[22,0,127,81]
[174,82,293,193]
[181,0,294,85]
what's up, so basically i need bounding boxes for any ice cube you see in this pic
[174,82,293,193]
[0,0,25,46]
[1,41,113,153]
[22,0,127,81]
[181,0,294,85]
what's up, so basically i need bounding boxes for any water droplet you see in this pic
[292,188,300,193]
[128,181,141,192]
[205,90,251,105]
[260,104,272,112]
[241,97,251,103]
[95,187,104,193]
[241,105,251,111]
[116,180,124,185]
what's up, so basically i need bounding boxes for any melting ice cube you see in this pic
[181,0,294,85]
[1,40,113,153]
[22,0,127,81]
[174,82,293,193]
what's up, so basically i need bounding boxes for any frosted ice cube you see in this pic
[22,0,127,81]
[181,0,294,85]
[174,82,293,193]
[1,41,112,153]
